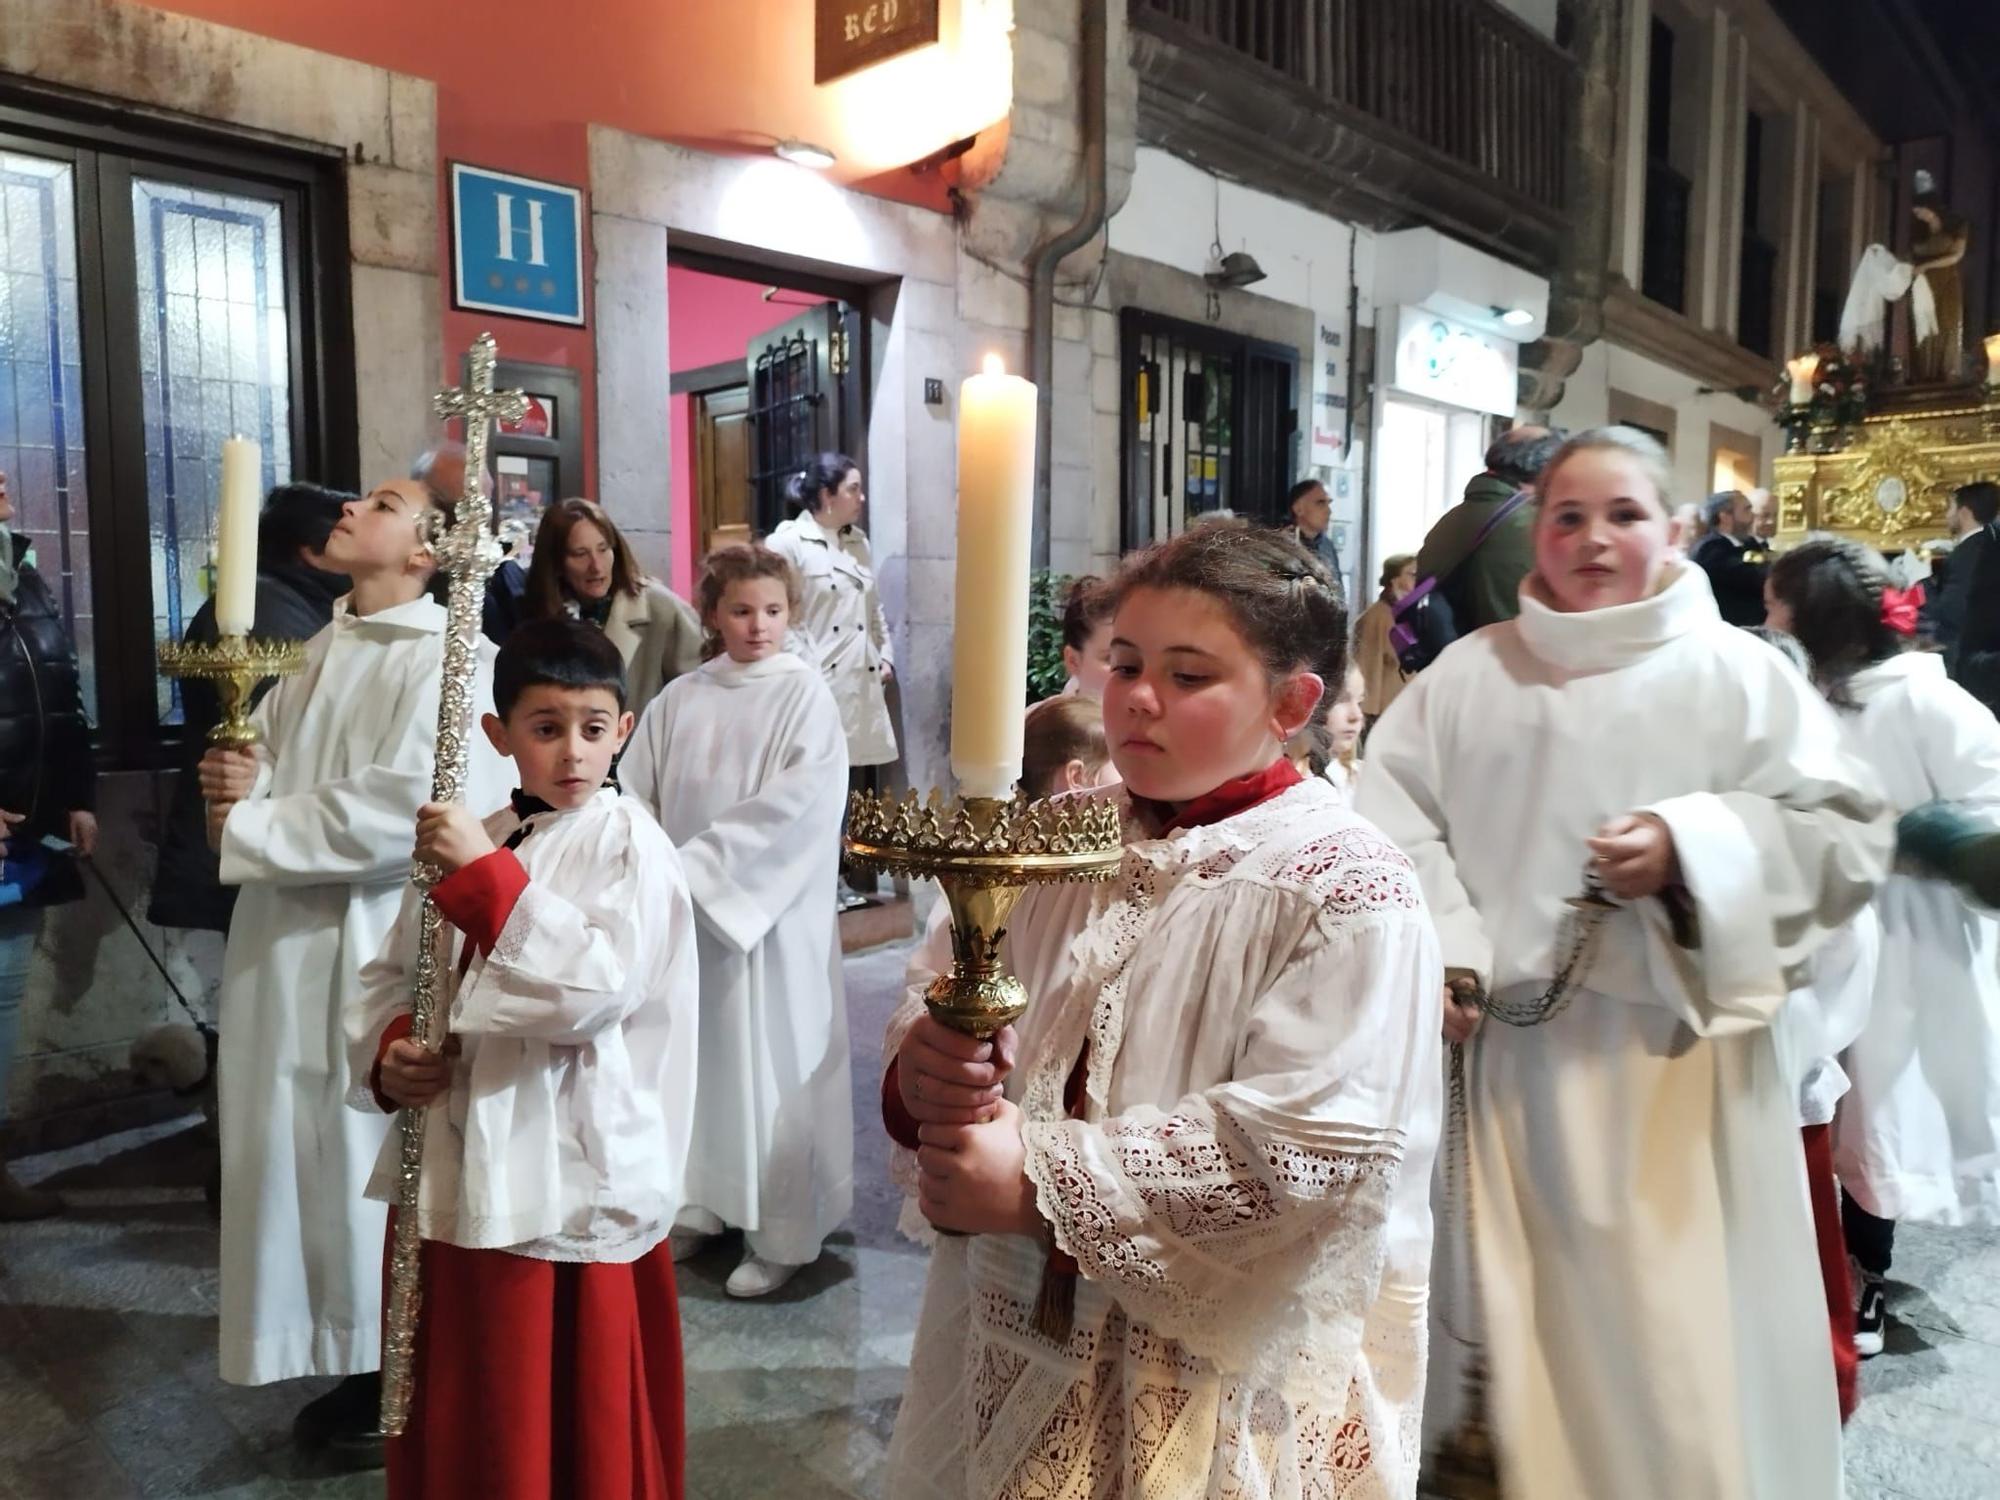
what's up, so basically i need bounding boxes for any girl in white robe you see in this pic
[622,543,852,1298]
[887,524,1443,1499]
[1765,537,2000,1355]
[200,479,511,1414]
[1358,428,1891,1500]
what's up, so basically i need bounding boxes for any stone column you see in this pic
[1519,0,1621,415]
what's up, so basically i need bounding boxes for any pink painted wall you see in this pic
[666,266,803,592]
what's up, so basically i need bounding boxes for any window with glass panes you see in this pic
[0,97,354,764]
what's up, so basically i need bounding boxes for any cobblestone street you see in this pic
[1,939,1995,1498]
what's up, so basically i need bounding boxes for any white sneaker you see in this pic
[725,1253,802,1298]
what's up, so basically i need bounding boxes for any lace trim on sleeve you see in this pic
[486,880,546,969]
[1022,1097,1402,1394]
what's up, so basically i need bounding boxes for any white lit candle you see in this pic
[215,436,261,638]
[1984,333,2000,387]
[1785,353,1820,407]
[950,355,1038,800]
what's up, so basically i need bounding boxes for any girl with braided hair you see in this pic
[883,523,1443,1498]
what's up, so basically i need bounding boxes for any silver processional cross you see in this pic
[380,333,528,1435]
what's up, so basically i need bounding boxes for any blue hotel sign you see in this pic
[450,163,585,326]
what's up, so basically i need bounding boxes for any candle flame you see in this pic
[983,353,1005,377]
[1785,352,1820,384]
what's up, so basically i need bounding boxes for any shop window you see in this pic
[1119,309,1298,550]
[0,95,352,765]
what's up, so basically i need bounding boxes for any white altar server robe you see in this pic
[885,779,1443,1500]
[621,652,853,1263]
[345,789,698,1261]
[1359,563,1891,1500]
[1832,652,2000,1225]
[214,594,509,1385]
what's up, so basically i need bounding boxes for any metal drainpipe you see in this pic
[1027,0,1109,571]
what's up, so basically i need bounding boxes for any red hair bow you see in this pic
[1882,584,1923,637]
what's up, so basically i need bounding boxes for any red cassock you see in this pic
[1801,1124,1858,1423]
[375,847,687,1499]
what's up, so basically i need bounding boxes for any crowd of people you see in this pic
[2,418,1997,1500]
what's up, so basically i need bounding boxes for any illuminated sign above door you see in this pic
[816,0,940,84]
[1387,305,1519,416]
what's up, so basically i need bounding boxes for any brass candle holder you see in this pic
[157,634,307,747]
[843,788,1125,1038]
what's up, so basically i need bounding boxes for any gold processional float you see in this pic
[1770,334,2000,555]
[168,337,1123,1431]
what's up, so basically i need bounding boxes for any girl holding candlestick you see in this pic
[883,523,1444,1498]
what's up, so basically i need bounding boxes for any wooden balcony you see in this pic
[1130,0,1577,272]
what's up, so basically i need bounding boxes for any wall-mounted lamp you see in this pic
[774,139,837,170]
[1204,251,1267,290]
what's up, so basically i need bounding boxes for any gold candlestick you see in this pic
[157,634,306,747]
[843,789,1124,1038]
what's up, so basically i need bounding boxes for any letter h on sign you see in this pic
[450,163,585,326]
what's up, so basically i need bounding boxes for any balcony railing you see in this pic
[1132,0,1573,213]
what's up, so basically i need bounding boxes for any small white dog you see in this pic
[129,1022,220,1209]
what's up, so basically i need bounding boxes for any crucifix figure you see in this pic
[380,333,528,1434]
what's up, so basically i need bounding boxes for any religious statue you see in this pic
[1910,169,1970,384]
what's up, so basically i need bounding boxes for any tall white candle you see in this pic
[1785,353,1820,407]
[950,355,1038,800]
[214,437,261,638]
[1984,333,2000,387]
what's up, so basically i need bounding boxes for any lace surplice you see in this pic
[884,780,1444,1500]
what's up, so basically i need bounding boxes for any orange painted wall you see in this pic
[135,0,1008,497]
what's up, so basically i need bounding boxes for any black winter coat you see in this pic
[145,559,347,932]
[1690,531,1770,629]
[0,533,95,909]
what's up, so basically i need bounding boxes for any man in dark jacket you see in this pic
[1,466,97,1219]
[146,484,349,933]
[1931,482,1998,658]
[1690,490,1770,628]
[1946,483,2000,718]
[1414,426,1564,632]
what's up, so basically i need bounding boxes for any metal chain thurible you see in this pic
[1429,867,1621,1499]
[380,333,528,1437]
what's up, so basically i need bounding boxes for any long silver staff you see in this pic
[380,333,528,1434]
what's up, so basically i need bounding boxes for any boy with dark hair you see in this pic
[348,616,697,1499]
[198,476,511,1453]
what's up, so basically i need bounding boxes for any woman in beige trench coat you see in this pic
[766,453,898,769]
[522,497,703,720]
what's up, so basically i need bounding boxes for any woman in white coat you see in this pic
[765,453,897,771]
[522,498,702,721]
[1766,537,2000,1359]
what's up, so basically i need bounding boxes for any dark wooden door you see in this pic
[746,300,864,536]
[695,384,752,557]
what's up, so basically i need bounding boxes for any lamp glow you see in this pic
[1498,307,1536,328]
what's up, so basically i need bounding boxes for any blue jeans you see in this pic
[0,906,39,1114]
